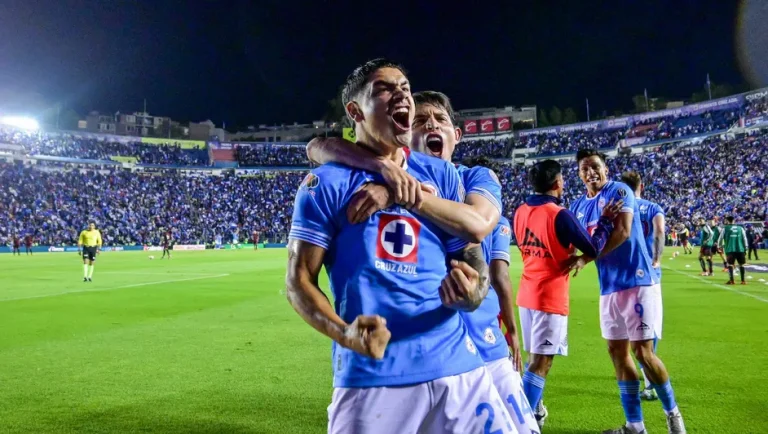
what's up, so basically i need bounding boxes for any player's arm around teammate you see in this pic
[307,136,498,243]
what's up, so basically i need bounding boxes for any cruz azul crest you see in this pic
[376,214,420,263]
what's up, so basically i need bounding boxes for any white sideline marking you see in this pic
[664,267,768,304]
[1,274,230,302]
[102,272,216,276]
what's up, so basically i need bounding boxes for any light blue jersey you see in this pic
[456,164,508,362]
[570,181,656,295]
[289,151,485,388]
[637,198,664,280]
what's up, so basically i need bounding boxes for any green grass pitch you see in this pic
[1,248,767,433]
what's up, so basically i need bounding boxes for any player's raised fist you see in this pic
[344,315,391,359]
[440,260,485,312]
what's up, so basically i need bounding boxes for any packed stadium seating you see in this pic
[2,129,766,247]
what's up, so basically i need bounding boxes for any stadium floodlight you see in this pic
[0,116,40,131]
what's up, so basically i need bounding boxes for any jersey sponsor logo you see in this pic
[376,214,420,263]
[519,228,552,258]
[598,198,606,208]
[483,327,497,344]
[500,225,511,237]
[577,212,585,219]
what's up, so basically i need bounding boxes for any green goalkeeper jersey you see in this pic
[723,224,748,253]
[700,225,714,247]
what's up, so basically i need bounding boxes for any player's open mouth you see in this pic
[587,176,600,183]
[391,105,411,134]
[425,133,443,157]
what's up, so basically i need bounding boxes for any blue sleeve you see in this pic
[464,167,502,214]
[491,217,511,264]
[613,182,635,214]
[287,173,337,249]
[652,203,664,219]
[441,163,469,253]
[554,209,613,258]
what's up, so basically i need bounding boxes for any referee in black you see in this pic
[78,222,102,282]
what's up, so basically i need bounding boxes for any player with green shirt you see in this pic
[723,216,749,285]
[710,219,727,272]
[697,218,714,276]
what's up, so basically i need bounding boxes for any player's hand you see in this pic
[346,183,393,224]
[380,159,422,210]
[567,255,588,277]
[440,260,484,311]
[343,315,391,360]
[652,260,660,269]
[505,329,524,372]
[601,198,624,220]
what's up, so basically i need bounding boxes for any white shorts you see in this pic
[600,284,663,342]
[518,307,569,356]
[486,358,541,434]
[327,366,518,434]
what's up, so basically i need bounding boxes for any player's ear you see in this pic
[345,101,364,123]
[453,126,462,143]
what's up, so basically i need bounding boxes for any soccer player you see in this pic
[697,218,714,276]
[570,149,685,434]
[515,159,620,428]
[77,222,102,282]
[678,224,692,254]
[621,171,665,401]
[161,230,172,259]
[252,229,260,250]
[11,234,21,256]
[724,216,749,285]
[711,219,728,271]
[24,233,33,255]
[746,225,760,261]
[286,59,514,433]
[307,90,538,433]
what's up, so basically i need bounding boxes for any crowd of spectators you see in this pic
[1,129,209,166]
[2,130,766,248]
[0,162,303,246]
[235,144,309,167]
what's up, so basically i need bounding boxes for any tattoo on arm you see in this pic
[449,244,490,310]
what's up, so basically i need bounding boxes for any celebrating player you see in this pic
[77,222,102,282]
[723,216,749,285]
[570,149,686,434]
[697,218,714,276]
[307,90,538,433]
[285,59,514,434]
[515,159,620,428]
[621,171,665,401]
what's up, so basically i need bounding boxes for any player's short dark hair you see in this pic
[576,148,607,164]
[725,216,735,224]
[413,91,456,125]
[528,159,562,193]
[341,58,407,108]
[621,171,642,192]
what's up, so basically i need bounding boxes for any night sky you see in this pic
[0,0,753,129]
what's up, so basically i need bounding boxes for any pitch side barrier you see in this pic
[0,245,144,254]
